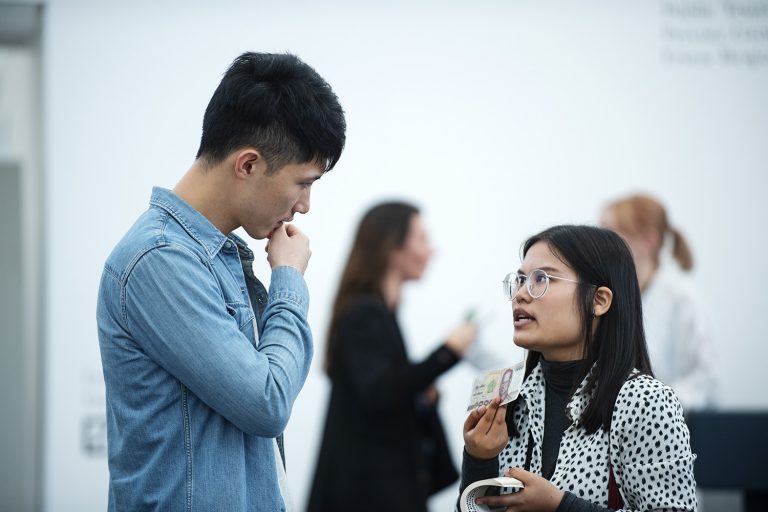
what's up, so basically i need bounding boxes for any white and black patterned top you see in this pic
[474,363,697,511]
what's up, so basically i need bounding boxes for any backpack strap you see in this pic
[607,464,624,510]
[523,431,534,472]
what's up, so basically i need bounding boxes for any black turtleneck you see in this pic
[539,358,585,480]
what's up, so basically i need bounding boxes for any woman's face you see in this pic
[389,214,433,281]
[599,207,649,268]
[511,241,585,361]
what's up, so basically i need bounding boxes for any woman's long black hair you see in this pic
[508,225,653,434]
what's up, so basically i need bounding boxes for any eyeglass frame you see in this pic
[502,269,584,301]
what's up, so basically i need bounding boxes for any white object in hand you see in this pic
[459,476,524,512]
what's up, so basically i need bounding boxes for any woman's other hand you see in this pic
[474,467,565,512]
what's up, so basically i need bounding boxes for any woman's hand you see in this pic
[420,384,439,406]
[445,320,477,356]
[463,397,509,459]
[474,467,565,512]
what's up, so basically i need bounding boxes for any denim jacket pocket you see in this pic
[225,301,255,332]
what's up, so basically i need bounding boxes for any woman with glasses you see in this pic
[458,225,697,512]
[308,201,477,512]
[600,193,716,410]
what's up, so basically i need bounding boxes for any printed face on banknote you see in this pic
[466,362,524,412]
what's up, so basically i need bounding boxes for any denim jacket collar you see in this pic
[150,186,235,260]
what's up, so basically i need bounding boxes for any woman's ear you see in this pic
[592,286,613,317]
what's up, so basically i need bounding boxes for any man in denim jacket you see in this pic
[96,52,345,511]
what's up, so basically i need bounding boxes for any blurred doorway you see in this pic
[0,3,44,511]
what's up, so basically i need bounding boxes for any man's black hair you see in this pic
[196,52,346,173]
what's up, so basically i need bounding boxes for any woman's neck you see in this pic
[635,256,659,292]
[540,358,587,397]
[380,270,402,310]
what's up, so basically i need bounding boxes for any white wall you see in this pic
[43,0,768,510]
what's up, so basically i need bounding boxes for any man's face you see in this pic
[238,161,324,240]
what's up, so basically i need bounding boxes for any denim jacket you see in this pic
[97,187,312,511]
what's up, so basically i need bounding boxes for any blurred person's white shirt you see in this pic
[642,262,717,410]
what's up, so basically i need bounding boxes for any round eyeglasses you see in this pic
[502,269,582,300]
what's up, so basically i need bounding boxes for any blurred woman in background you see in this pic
[308,201,476,512]
[600,193,716,410]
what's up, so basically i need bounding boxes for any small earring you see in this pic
[591,309,596,318]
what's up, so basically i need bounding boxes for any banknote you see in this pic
[466,361,525,412]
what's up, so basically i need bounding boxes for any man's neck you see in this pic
[173,160,236,235]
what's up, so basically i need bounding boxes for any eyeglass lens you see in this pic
[503,269,549,300]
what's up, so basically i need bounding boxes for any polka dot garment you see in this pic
[499,363,697,511]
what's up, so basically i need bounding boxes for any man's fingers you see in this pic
[284,223,301,237]
[267,224,287,242]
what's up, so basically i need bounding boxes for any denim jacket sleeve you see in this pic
[123,243,312,437]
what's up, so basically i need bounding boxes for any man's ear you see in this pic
[233,148,266,179]
[593,286,613,317]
